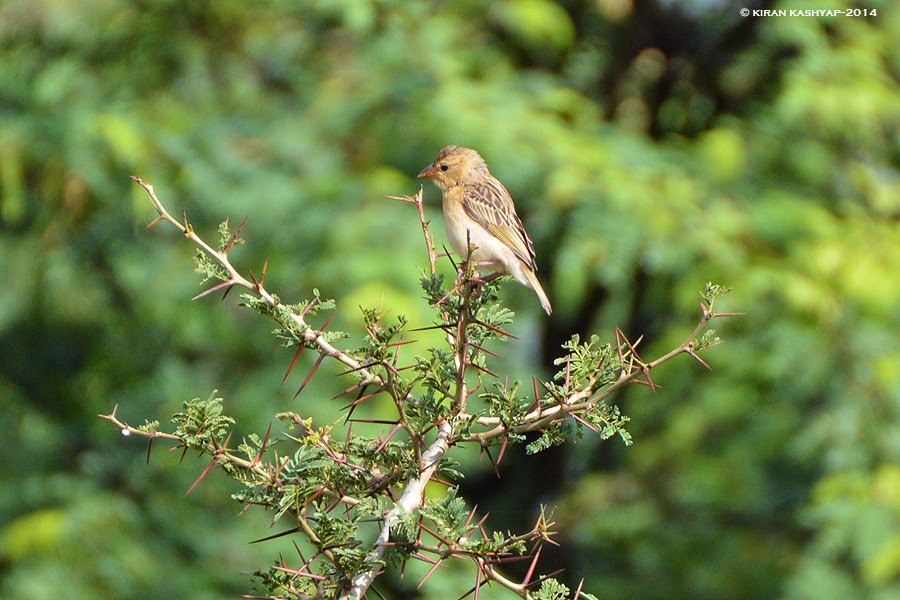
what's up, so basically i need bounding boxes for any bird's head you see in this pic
[418,145,488,189]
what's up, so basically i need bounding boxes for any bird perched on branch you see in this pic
[418,145,552,315]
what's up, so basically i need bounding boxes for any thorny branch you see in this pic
[105,179,736,600]
[386,190,740,446]
[458,297,741,444]
[98,405,354,568]
[133,177,383,390]
[345,195,479,600]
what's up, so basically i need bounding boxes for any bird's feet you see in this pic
[469,272,502,300]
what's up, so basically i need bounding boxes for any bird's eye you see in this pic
[439,164,449,172]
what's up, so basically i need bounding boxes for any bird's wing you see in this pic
[462,177,538,271]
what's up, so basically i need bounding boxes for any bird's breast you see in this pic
[442,194,516,275]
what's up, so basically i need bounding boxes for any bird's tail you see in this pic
[522,268,552,315]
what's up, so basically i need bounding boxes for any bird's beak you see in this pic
[417,164,439,180]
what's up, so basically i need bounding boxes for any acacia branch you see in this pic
[100,405,350,567]
[342,263,483,600]
[133,176,385,390]
[116,178,736,599]
[131,178,475,599]
[341,418,454,600]
[459,301,740,443]
[387,188,436,275]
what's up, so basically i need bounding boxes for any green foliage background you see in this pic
[1,0,897,598]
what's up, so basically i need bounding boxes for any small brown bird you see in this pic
[418,145,552,315]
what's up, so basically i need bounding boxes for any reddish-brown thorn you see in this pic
[571,412,599,433]
[616,327,647,363]
[416,521,454,547]
[400,555,409,580]
[250,525,304,544]
[410,323,456,333]
[271,565,327,581]
[386,339,417,348]
[464,504,479,529]
[497,436,509,464]
[417,557,446,589]
[614,327,628,364]
[616,327,655,389]
[294,354,325,399]
[317,310,336,336]
[385,194,417,204]
[476,512,490,537]
[344,422,353,449]
[292,540,306,563]
[374,423,403,454]
[282,342,307,384]
[481,443,500,478]
[487,553,532,566]
[342,388,385,418]
[469,342,502,359]
[409,552,438,566]
[524,380,541,414]
[391,342,403,368]
[434,283,464,308]
[256,422,273,464]
[467,361,498,378]
[186,457,218,496]
[415,517,425,547]
[273,455,290,483]
[443,245,459,271]
[256,258,268,288]
[332,381,366,400]
[641,365,657,390]
[542,533,560,548]
[472,318,519,339]
[220,429,234,452]
[536,378,565,403]
[472,272,502,284]
[323,496,344,514]
[298,295,319,319]
[336,361,382,377]
[458,563,483,600]
[521,545,543,587]
[303,487,325,508]
[528,568,566,589]
[629,371,658,389]
[684,347,712,370]
[192,280,235,301]
[223,215,248,254]
[532,510,544,532]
